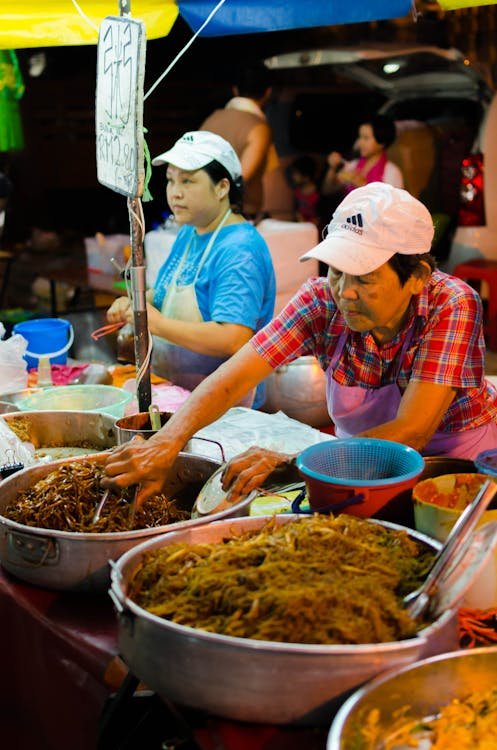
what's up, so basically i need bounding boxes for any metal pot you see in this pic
[109,515,465,726]
[262,355,332,428]
[2,410,117,460]
[0,388,43,413]
[327,647,497,749]
[115,411,227,462]
[0,451,222,592]
[418,455,476,481]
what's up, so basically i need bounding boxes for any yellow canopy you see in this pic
[438,0,497,7]
[1,0,178,48]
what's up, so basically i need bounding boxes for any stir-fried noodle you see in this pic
[128,515,435,644]
[4,461,189,533]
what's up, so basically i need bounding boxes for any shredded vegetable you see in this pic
[364,686,497,749]
[127,515,435,645]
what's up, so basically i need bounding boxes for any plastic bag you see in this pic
[189,407,332,462]
[0,322,28,394]
[0,417,36,474]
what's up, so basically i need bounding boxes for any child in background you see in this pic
[289,155,320,226]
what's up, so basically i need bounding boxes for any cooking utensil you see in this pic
[148,404,161,431]
[296,438,424,516]
[191,462,305,518]
[110,516,457,726]
[128,485,138,528]
[403,478,497,619]
[92,488,111,524]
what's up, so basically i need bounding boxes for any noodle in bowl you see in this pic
[110,515,467,726]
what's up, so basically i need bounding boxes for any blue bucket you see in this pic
[13,318,74,369]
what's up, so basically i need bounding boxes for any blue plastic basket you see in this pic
[296,438,425,517]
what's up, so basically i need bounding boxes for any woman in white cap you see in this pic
[107,131,276,407]
[104,182,497,504]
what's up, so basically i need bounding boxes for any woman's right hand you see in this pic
[107,296,132,325]
[327,151,344,170]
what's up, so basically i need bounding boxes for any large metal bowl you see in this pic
[327,647,497,749]
[0,451,222,591]
[2,410,117,460]
[109,515,464,726]
[262,355,332,428]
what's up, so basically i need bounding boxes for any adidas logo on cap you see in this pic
[342,212,364,235]
[346,213,363,227]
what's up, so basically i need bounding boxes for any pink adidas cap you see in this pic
[300,182,434,275]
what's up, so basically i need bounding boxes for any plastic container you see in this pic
[296,438,425,517]
[13,318,74,369]
[17,384,133,419]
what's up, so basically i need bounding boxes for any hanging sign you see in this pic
[96,16,145,198]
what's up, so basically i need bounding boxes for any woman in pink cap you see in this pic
[104,182,497,507]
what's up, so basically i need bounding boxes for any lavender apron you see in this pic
[326,328,497,460]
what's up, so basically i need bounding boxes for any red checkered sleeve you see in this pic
[410,276,485,388]
[251,278,341,369]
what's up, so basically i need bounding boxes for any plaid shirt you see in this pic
[251,270,497,432]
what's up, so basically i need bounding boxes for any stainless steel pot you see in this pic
[0,451,223,592]
[327,647,497,749]
[0,388,42,413]
[115,411,227,463]
[262,355,332,428]
[2,410,118,459]
[109,515,464,726]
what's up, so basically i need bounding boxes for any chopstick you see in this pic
[91,321,125,341]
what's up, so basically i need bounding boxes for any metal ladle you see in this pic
[403,478,497,619]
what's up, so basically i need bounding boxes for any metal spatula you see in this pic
[403,478,497,619]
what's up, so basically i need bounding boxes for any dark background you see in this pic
[1,5,496,243]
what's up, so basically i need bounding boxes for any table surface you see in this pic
[0,564,329,750]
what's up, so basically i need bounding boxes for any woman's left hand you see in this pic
[221,446,295,503]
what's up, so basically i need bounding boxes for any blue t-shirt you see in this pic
[152,222,276,407]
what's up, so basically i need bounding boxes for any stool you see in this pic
[452,259,497,351]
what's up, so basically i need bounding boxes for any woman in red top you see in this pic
[322,114,403,197]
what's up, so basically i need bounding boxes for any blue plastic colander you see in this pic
[297,438,424,484]
[296,438,425,517]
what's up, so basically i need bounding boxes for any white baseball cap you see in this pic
[300,182,434,274]
[152,131,242,182]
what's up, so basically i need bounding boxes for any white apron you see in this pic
[152,210,255,406]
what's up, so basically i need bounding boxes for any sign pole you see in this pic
[128,196,151,412]
[119,0,151,413]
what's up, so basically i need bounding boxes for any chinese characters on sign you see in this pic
[96,16,145,198]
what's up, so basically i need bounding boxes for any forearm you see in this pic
[358,418,431,452]
[358,382,457,451]
[321,167,341,195]
[151,313,253,357]
[149,344,274,452]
